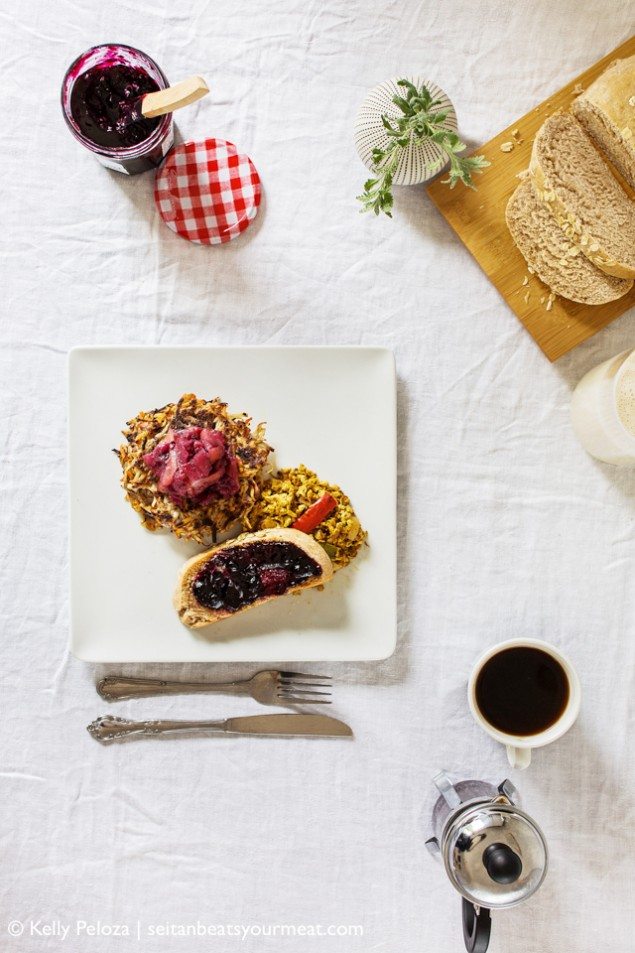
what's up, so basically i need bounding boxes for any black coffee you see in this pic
[475,647,569,736]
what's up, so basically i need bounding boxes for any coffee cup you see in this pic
[468,638,581,769]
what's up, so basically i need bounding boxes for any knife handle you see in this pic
[87,715,226,743]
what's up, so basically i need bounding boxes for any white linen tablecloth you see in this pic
[1,1,634,950]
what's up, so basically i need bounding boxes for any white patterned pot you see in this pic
[354,76,457,185]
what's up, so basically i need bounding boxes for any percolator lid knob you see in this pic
[482,842,523,884]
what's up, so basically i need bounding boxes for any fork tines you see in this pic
[277,671,332,705]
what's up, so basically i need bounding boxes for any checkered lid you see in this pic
[154,138,261,245]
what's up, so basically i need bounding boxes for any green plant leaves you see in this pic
[357,78,489,217]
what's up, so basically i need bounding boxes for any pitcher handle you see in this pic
[462,899,491,953]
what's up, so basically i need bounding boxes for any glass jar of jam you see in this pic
[61,44,175,175]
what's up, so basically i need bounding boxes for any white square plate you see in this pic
[69,347,397,662]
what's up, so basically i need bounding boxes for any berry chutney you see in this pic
[70,64,161,149]
[61,44,174,175]
[192,541,322,613]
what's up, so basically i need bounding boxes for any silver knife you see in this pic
[87,713,353,743]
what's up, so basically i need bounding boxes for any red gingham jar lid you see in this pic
[154,138,261,245]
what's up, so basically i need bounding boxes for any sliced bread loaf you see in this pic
[529,112,635,278]
[505,178,632,305]
[572,56,635,191]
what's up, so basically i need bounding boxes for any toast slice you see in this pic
[505,178,632,305]
[175,528,334,628]
[572,56,635,191]
[529,112,635,278]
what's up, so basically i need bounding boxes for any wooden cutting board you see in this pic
[426,35,635,362]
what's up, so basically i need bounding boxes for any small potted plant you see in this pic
[355,77,489,216]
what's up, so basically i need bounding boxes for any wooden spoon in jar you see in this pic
[120,75,209,129]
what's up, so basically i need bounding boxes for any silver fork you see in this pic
[96,671,332,706]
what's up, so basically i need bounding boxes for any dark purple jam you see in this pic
[70,64,161,148]
[192,541,322,613]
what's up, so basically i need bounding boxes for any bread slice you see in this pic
[529,112,635,278]
[505,178,632,305]
[572,56,635,191]
[175,528,334,628]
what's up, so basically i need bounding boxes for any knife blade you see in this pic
[223,714,353,737]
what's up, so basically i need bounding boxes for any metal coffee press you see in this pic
[426,771,548,952]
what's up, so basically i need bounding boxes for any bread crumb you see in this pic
[500,141,514,153]
[522,276,529,286]
[527,266,535,274]
[523,291,530,304]
[545,292,556,311]
[540,295,546,304]
[629,96,635,107]
[511,128,523,143]
[572,83,584,95]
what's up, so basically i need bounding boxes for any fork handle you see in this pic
[97,676,249,702]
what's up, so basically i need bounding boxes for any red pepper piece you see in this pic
[291,492,338,534]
